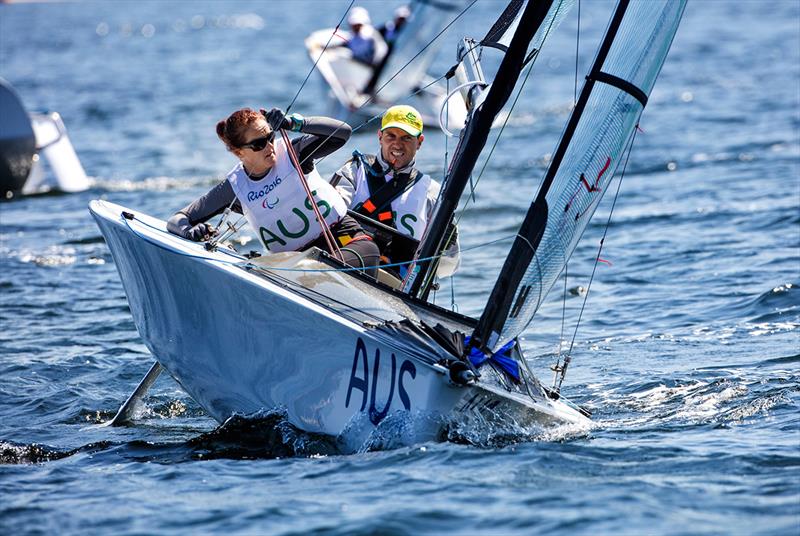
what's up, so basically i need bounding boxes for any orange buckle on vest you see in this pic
[362,199,376,213]
[378,211,392,222]
[337,234,353,246]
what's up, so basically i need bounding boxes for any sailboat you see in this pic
[91,0,686,449]
[0,78,90,199]
[304,0,469,129]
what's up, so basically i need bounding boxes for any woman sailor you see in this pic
[167,107,380,275]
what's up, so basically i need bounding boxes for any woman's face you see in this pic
[234,119,276,173]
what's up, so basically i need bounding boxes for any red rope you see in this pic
[280,129,343,261]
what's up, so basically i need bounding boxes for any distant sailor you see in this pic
[364,5,411,94]
[341,6,386,66]
[330,104,460,278]
[167,107,380,275]
[378,5,411,48]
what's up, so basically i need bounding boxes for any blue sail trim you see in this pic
[465,337,520,383]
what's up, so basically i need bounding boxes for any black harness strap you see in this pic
[352,152,421,229]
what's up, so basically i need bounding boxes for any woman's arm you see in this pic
[166,180,241,240]
[291,116,352,173]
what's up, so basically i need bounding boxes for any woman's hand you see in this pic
[185,223,216,241]
[167,213,216,241]
[262,108,304,132]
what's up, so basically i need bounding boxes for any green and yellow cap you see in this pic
[381,105,423,137]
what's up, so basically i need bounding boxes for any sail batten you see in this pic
[470,0,688,355]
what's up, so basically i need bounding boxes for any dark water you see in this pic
[1,1,798,534]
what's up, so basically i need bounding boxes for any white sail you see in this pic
[472,0,688,354]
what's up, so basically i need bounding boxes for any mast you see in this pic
[469,0,687,354]
[405,0,557,298]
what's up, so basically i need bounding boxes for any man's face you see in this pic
[378,127,423,170]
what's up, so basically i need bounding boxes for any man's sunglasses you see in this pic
[240,130,275,151]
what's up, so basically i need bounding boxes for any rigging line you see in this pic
[444,76,458,314]
[574,0,581,105]
[434,48,540,256]
[292,70,450,175]
[285,0,355,114]
[552,260,569,389]
[443,76,451,188]
[354,0,478,114]
[207,189,249,249]
[352,73,448,135]
[295,73,449,174]
[514,342,548,401]
[557,125,640,392]
[280,129,343,261]
[125,212,517,274]
[213,214,247,246]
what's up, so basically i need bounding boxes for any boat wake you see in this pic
[444,410,592,448]
[0,440,112,465]
[588,360,798,431]
[1,403,597,465]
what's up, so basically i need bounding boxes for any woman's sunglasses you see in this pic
[240,130,275,151]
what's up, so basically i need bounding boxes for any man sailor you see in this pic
[330,104,459,279]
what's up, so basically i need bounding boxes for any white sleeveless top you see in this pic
[227,138,347,252]
[351,162,437,239]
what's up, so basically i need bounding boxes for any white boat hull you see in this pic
[90,200,588,447]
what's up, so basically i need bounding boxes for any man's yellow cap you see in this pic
[381,105,423,137]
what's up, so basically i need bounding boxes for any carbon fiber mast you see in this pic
[403,0,557,298]
[469,0,687,355]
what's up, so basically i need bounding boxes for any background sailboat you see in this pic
[304,0,469,130]
[0,78,89,199]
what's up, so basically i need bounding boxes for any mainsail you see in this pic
[405,0,574,297]
[470,0,688,354]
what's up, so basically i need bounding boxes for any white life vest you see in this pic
[351,157,437,240]
[227,138,347,253]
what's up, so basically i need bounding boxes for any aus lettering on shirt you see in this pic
[346,337,417,426]
[259,190,332,250]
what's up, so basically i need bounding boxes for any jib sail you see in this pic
[470,0,688,355]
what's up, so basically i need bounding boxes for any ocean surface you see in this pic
[1,1,798,534]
